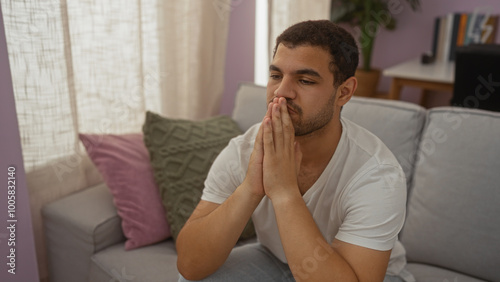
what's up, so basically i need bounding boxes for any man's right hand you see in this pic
[241,102,273,199]
[177,103,273,280]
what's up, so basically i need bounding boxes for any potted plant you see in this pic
[331,0,420,97]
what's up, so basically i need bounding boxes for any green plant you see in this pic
[331,0,420,71]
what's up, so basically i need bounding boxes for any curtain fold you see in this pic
[160,0,230,119]
[268,0,331,56]
[1,0,231,280]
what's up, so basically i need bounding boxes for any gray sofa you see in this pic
[43,83,500,282]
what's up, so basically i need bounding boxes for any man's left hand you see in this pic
[262,97,302,200]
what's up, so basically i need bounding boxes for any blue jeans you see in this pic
[178,243,404,282]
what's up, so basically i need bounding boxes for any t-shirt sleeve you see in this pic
[335,163,407,251]
[201,124,258,204]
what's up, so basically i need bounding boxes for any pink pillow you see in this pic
[79,133,170,250]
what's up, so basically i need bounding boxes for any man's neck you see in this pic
[295,116,343,169]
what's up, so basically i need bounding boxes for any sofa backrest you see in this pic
[342,97,426,188]
[231,82,267,131]
[400,107,500,282]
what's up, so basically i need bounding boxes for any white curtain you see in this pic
[0,0,230,280]
[161,1,231,119]
[268,0,331,56]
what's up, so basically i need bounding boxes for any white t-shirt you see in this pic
[201,118,414,281]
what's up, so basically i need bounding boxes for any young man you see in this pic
[177,20,412,282]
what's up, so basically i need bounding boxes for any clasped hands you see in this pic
[244,97,302,202]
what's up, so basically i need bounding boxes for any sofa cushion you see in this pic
[89,240,179,282]
[79,133,171,250]
[142,112,255,241]
[231,82,267,131]
[343,97,426,187]
[43,183,124,282]
[406,263,486,282]
[400,107,500,282]
[88,237,258,282]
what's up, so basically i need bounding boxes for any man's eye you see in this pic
[270,74,281,80]
[300,79,314,85]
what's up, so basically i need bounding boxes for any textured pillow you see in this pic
[143,111,255,241]
[79,133,170,250]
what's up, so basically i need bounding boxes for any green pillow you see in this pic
[143,111,255,241]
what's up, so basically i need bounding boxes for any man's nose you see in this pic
[274,77,296,100]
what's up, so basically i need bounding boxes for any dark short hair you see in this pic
[273,20,359,87]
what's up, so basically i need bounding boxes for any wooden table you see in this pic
[383,58,455,106]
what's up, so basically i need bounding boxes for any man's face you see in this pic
[267,44,338,136]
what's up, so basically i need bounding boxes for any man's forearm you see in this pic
[176,183,262,280]
[271,194,358,282]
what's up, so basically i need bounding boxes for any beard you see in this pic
[288,91,337,137]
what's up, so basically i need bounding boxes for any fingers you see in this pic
[266,99,273,119]
[271,101,284,152]
[267,97,296,153]
[253,120,264,154]
[257,101,273,153]
[294,141,302,176]
[278,97,294,150]
[252,101,273,161]
[262,117,274,155]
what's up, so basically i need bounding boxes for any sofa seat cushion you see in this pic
[406,263,486,282]
[43,183,125,282]
[89,240,180,282]
[89,237,258,282]
[401,107,500,282]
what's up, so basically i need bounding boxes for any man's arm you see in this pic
[262,98,391,281]
[271,194,391,281]
[177,108,272,280]
[176,190,262,280]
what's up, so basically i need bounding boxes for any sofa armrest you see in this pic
[43,183,125,282]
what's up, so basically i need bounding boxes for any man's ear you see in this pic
[337,76,357,107]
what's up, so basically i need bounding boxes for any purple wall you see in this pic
[220,0,256,116]
[0,5,39,282]
[373,0,500,106]
[221,0,500,111]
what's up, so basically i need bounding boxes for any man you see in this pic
[177,20,412,282]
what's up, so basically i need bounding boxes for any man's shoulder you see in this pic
[341,118,400,168]
[240,122,261,139]
[231,122,260,147]
[341,117,382,144]
[222,122,261,160]
[337,119,407,210]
